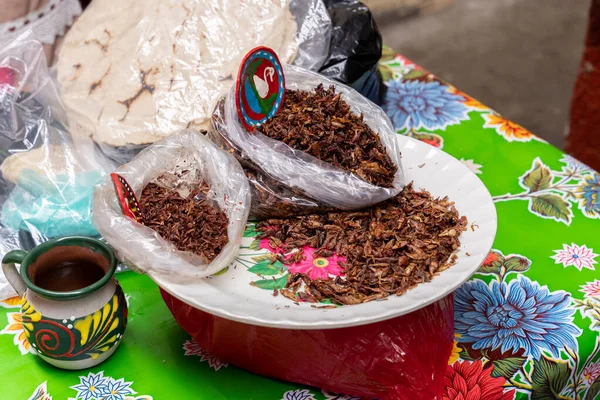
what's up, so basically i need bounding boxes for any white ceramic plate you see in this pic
[154,134,497,329]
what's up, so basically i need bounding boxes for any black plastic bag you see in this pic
[319,0,383,103]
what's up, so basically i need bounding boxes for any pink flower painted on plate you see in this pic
[259,239,345,281]
[581,280,600,298]
[551,243,598,271]
[288,247,345,280]
[259,238,281,253]
[582,362,600,385]
[183,339,228,371]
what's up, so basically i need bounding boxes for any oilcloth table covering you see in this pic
[2,48,600,400]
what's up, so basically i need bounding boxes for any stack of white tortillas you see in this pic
[56,0,304,147]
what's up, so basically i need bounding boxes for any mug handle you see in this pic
[2,250,28,296]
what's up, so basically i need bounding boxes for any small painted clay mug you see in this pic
[1,236,127,370]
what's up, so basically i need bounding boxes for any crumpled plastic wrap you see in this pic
[161,289,454,400]
[209,64,404,217]
[92,130,251,282]
[0,34,113,257]
[56,0,332,154]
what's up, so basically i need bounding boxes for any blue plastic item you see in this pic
[1,169,103,238]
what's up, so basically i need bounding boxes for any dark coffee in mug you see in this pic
[29,246,110,292]
[2,236,126,370]
[34,261,106,292]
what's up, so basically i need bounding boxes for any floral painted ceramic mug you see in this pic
[1,236,127,370]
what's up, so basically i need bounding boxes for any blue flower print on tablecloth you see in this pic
[562,154,593,173]
[101,378,134,400]
[577,173,600,218]
[70,372,109,400]
[281,389,317,400]
[383,80,469,132]
[455,275,580,359]
[69,371,152,400]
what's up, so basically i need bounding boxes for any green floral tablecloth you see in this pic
[2,50,600,400]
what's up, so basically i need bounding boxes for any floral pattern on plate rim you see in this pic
[237,230,345,303]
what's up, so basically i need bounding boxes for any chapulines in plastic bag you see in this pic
[211,99,330,219]
[92,130,251,282]
[210,64,404,219]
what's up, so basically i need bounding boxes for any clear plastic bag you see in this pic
[0,34,113,254]
[56,0,331,153]
[211,64,404,213]
[92,130,251,282]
